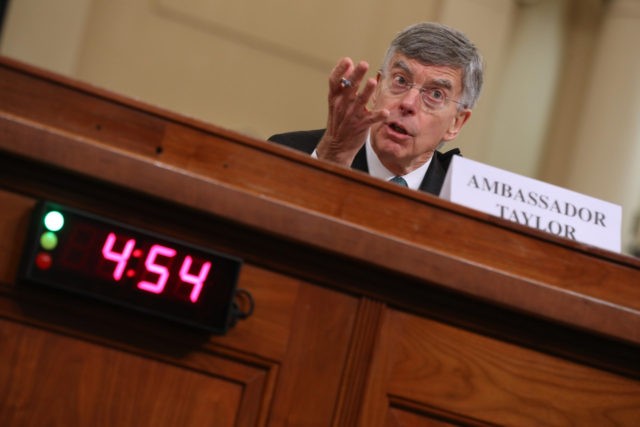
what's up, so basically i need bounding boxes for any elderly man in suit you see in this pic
[270,22,484,195]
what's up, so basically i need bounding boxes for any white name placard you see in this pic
[439,156,622,252]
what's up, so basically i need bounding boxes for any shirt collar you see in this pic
[365,132,431,190]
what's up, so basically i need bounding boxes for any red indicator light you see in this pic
[35,252,53,270]
[133,249,143,258]
[126,269,135,278]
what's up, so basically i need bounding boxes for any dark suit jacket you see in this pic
[269,129,460,196]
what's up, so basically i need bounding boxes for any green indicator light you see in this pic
[40,232,58,251]
[44,211,64,232]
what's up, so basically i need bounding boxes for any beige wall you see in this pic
[2,0,639,255]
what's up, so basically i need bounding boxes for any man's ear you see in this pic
[443,109,471,141]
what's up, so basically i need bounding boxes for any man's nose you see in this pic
[399,87,421,115]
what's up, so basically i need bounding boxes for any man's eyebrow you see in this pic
[430,78,453,91]
[390,60,413,77]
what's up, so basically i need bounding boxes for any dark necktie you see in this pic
[389,176,408,187]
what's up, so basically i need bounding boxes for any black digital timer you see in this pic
[19,201,244,333]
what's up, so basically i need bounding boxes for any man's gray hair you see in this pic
[381,22,484,109]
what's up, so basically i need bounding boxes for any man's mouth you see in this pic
[388,122,410,136]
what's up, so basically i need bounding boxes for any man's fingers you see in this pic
[352,77,378,108]
[327,59,384,137]
[340,61,369,94]
[348,61,369,88]
[330,58,354,93]
[331,59,371,94]
[367,108,390,125]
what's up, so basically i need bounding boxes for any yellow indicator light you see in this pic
[40,232,58,251]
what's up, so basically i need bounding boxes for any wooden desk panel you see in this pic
[0,319,251,427]
[361,308,640,427]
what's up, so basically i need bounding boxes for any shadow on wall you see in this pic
[632,211,640,257]
[0,0,10,38]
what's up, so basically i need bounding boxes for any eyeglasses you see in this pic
[381,73,464,111]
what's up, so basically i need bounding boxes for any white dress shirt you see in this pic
[311,132,432,190]
[364,134,431,190]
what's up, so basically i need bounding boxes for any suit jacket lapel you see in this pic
[419,148,460,195]
[351,146,369,172]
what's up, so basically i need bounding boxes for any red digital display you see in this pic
[19,201,243,333]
